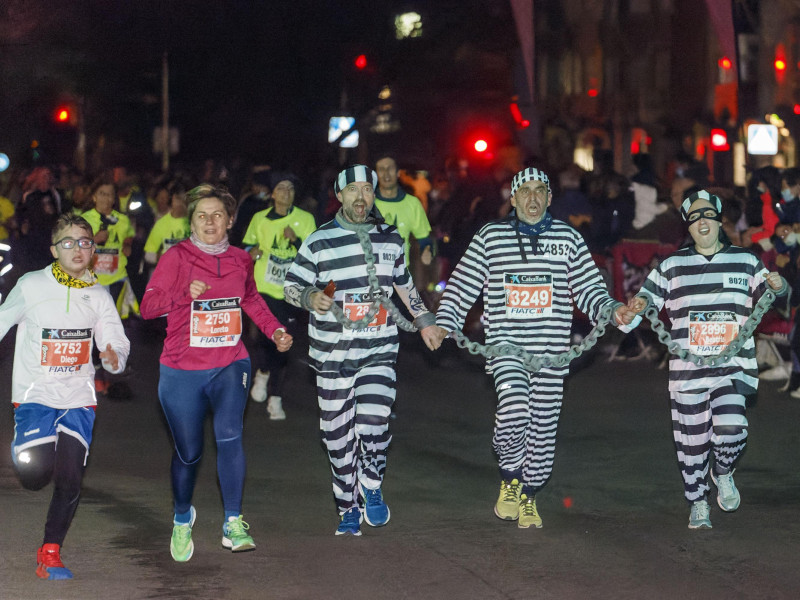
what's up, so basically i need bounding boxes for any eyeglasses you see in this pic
[53,237,95,250]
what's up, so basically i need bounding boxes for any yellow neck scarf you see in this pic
[52,262,96,289]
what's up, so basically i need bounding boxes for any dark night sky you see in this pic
[0,0,518,172]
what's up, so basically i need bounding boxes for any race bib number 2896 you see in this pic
[688,310,738,356]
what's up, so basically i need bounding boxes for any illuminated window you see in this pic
[395,12,422,39]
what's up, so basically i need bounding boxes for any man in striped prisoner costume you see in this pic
[431,167,635,528]
[628,190,787,529]
[284,165,441,537]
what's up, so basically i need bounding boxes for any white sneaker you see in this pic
[758,363,790,381]
[688,499,712,529]
[790,387,800,399]
[250,370,269,403]
[267,396,286,420]
[711,469,740,512]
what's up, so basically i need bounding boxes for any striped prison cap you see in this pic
[334,164,378,194]
[511,167,551,196]
[680,190,723,221]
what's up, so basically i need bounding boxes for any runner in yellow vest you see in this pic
[144,183,191,266]
[242,173,316,419]
[82,179,135,317]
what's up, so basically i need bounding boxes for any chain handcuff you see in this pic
[325,226,418,332]
[324,224,778,371]
[640,288,776,367]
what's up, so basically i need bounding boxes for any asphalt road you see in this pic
[0,321,798,600]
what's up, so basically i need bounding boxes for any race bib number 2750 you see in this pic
[189,297,243,347]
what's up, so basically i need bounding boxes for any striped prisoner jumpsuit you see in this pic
[284,217,431,515]
[636,244,787,503]
[436,216,619,495]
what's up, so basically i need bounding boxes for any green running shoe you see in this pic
[222,515,256,552]
[170,506,196,562]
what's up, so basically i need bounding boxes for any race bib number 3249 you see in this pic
[504,273,553,317]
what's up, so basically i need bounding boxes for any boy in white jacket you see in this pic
[0,213,130,580]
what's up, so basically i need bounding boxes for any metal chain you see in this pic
[326,227,419,332]
[322,224,776,371]
[642,289,776,367]
[451,304,616,371]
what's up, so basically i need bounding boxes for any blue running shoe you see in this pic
[359,483,390,526]
[335,507,363,536]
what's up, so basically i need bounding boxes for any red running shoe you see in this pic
[36,543,73,580]
[94,378,109,394]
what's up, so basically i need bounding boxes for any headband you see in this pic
[334,164,378,194]
[680,190,723,221]
[511,167,551,196]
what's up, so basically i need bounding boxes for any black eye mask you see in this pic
[686,207,722,223]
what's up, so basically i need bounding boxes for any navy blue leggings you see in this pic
[158,358,250,516]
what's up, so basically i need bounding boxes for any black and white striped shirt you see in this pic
[285,220,416,375]
[437,218,617,371]
[638,244,772,392]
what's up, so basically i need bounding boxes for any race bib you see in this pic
[189,297,242,347]
[264,255,293,286]
[41,328,92,375]
[688,311,739,356]
[504,273,552,317]
[92,248,119,275]
[342,292,388,338]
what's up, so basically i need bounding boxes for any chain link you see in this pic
[326,227,419,332]
[642,289,776,367]
[450,305,615,371]
[323,225,779,371]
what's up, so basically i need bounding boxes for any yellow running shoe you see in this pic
[518,494,542,529]
[494,479,522,520]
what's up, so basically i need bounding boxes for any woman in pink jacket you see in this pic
[141,184,292,562]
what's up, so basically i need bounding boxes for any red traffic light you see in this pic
[718,57,732,70]
[710,128,730,151]
[354,54,368,70]
[473,139,488,153]
[56,107,70,122]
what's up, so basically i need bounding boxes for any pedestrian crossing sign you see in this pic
[747,124,778,155]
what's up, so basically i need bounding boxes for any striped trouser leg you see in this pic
[317,365,396,514]
[709,379,749,473]
[671,376,748,502]
[491,360,564,493]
